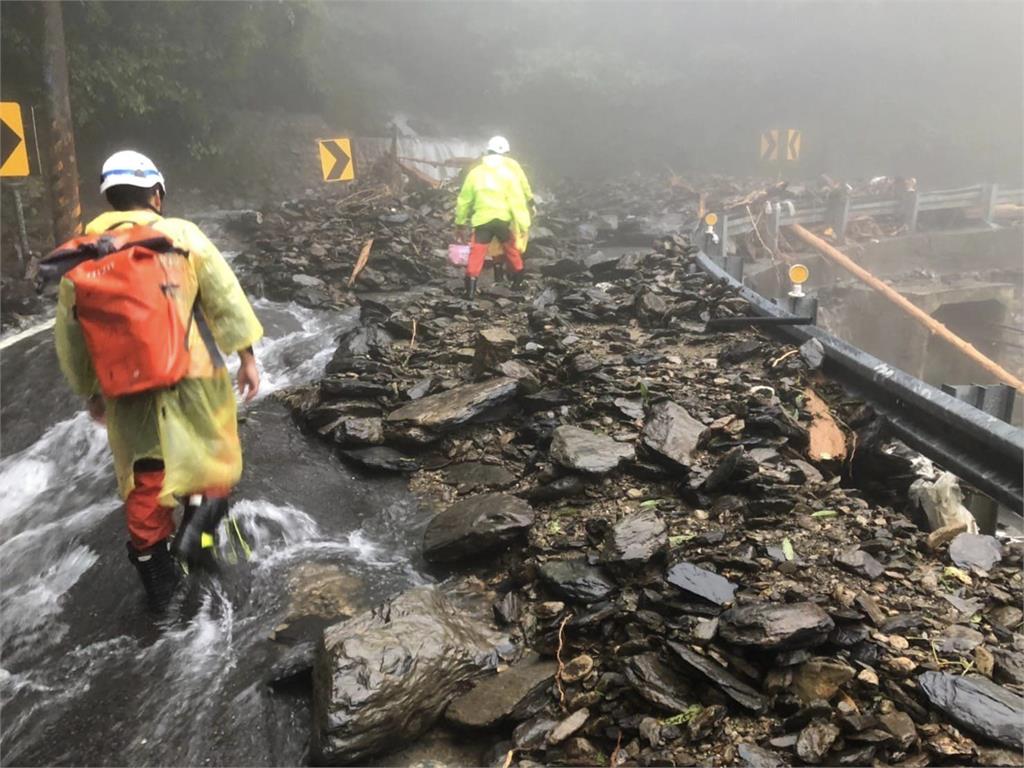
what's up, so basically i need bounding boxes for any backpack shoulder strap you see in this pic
[104,220,139,232]
[38,225,182,283]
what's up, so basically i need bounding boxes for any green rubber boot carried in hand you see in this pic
[171,495,229,572]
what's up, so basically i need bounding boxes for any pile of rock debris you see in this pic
[258,185,1021,768]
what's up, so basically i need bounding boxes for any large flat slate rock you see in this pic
[446,654,557,728]
[387,377,519,431]
[550,425,634,475]
[423,493,535,563]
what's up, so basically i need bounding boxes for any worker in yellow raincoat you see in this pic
[54,150,263,610]
[454,136,531,300]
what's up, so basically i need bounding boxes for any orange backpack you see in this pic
[42,225,193,397]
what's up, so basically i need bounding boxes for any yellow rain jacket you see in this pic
[54,210,263,507]
[500,156,533,204]
[455,157,532,248]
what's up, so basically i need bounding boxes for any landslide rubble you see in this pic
[259,180,1023,767]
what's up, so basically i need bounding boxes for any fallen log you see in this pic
[396,159,441,188]
[789,223,1024,392]
[804,387,847,462]
[347,238,374,288]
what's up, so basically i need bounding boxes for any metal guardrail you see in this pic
[716,183,1023,244]
[689,191,1024,513]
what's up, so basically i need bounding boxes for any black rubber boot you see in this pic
[170,496,229,571]
[492,263,506,284]
[127,539,180,612]
[466,277,478,301]
[510,269,525,289]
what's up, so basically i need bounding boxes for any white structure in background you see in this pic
[348,115,488,185]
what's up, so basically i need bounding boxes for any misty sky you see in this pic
[1,0,1021,187]
[307,0,1023,185]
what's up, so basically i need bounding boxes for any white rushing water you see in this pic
[0,297,428,767]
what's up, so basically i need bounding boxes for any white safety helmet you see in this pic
[486,135,511,155]
[99,150,166,195]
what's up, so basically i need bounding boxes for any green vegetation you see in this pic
[661,704,702,726]
[2,2,320,170]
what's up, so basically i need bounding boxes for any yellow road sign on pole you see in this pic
[318,138,355,182]
[760,130,779,162]
[1,102,31,177]
[786,129,802,162]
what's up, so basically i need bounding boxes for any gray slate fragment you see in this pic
[528,475,588,502]
[917,671,1024,750]
[949,533,1003,574]
[513,717,559,750]
[293,273,326,288]
[600,510,668,571]
[639,716,662,747]
[790,459,823,484]
[547,708,589,745]
[321,377,392,399]
[623,653,693,713]
[550,425,635,475]
[879,711,917,750]
[341,446,419,473]
[701,447,757,492]
[642,401,707,468]
[472,327,517,375]
[446,655,556,728]
[332,416,384,447]
[386,377,518,430]
[993,648,1024,686]
[423,493,535,563]
[666,562,737,606]
[835,547,885,580]
[538,559,615,603]
[667,642,768,713]
[405,377,433,400]
[737,743,785,768]
[614,397,645,421]
[441,462,516,492]
[935,624,985,655]
[719,602,835,650]
[796,721,840,763]
[497,360,541,393]
[799,338,825,370]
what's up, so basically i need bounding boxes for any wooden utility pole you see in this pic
[790,223,1024,392]
[41,0,81,243]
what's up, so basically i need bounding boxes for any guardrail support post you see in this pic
[939,383,1016,534]
[724,254,744,281]
[786,295,818,323]
[941,383,1016,423]
[827,187,851,242]
[766,204,781,251]
[901,188,919,233]
[982,183,998,225]
[707,214,729,263]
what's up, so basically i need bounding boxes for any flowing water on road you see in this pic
[1,297,434,766]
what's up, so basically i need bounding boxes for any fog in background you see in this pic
[311,1,1024,186]
[2,0,1022,189]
